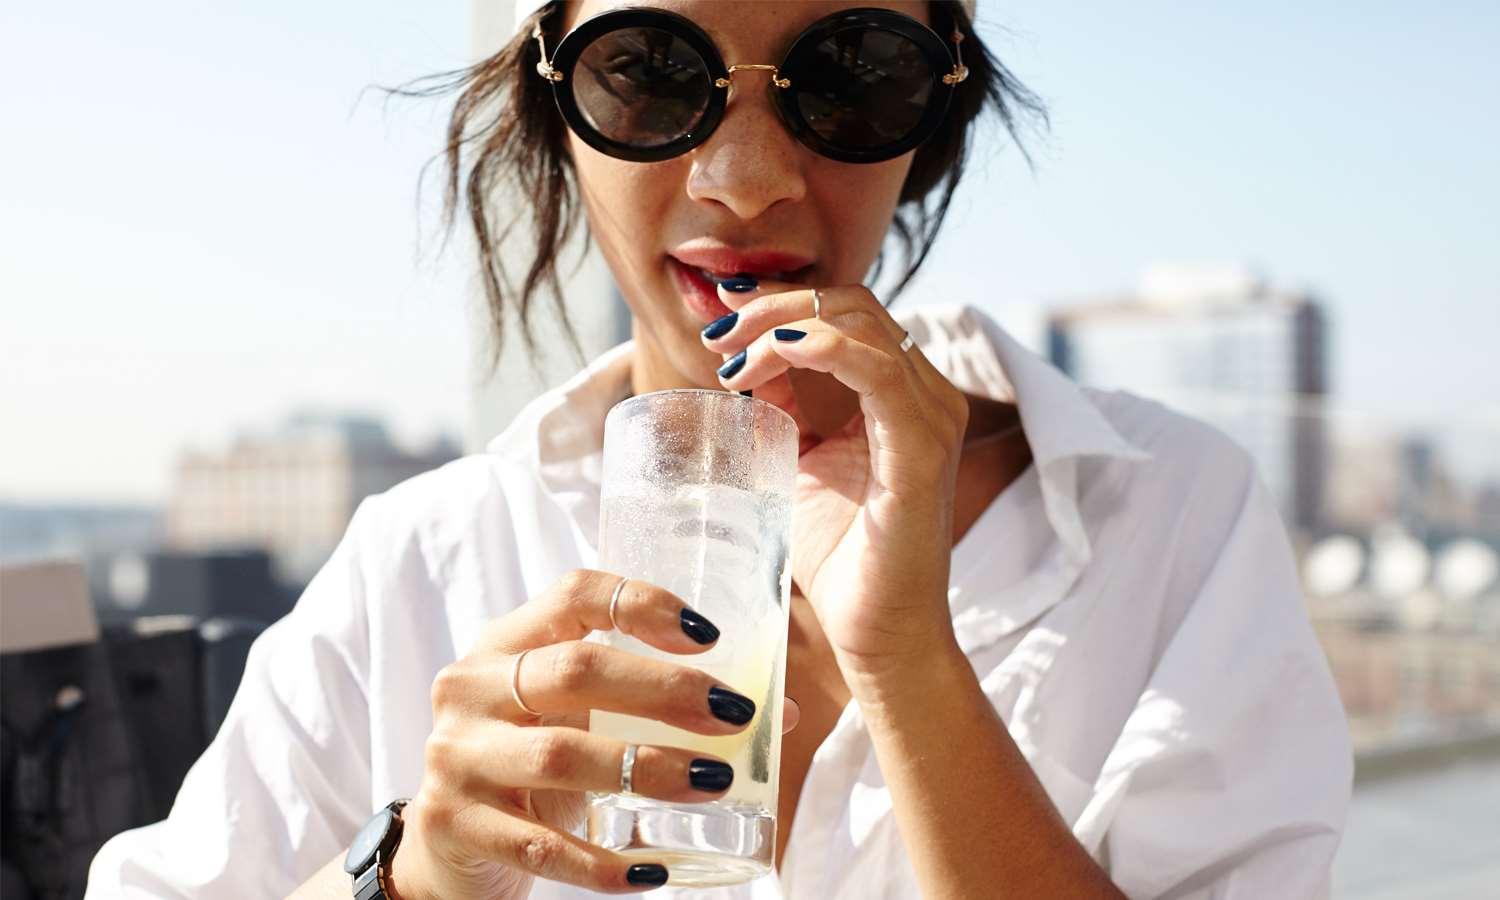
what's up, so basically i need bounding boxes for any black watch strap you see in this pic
[344,798,410,900]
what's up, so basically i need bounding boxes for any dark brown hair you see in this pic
[400,1,1045,370]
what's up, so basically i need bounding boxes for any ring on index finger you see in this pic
[812,288,823,320]
[898,330,915,353]
[608,577,629,631]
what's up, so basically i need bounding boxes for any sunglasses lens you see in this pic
[574,26,713,149]
[793,29,935,151]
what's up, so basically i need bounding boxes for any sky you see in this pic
[3,0,1497,504]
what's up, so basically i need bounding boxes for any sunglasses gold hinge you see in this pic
[943,30,969,84]
[715,64,791,90]
[532,22,565,82]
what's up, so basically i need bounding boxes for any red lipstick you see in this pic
[666,244,816,323]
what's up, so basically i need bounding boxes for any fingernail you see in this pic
[708,686,756,724]
[627,864,669,886]
[718,274,757,293]
[688,758,734,792]
[774,328,806,342]
[680,607,720,644]
[717,350,747,380]
[701,312,738,340]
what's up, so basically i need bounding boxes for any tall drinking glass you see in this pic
[587,389,798,887]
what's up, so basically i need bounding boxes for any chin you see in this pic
[637,320,726,391]
[685,352,729,390]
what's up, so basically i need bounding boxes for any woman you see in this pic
[87,1,1351,897]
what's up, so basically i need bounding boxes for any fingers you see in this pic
[507,641,757,734]
[408,797,673,893]
[901,340,974,431]
[783,696,801,734]
[482,569,720,656]
[707,279,968,445]
[702,280,903,355]
[430,721,734,803]
[717,317,930,435]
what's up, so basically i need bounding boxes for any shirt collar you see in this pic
[896,305,1150,566]
[490,304,1150,564]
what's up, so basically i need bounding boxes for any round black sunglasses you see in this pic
[532,6,969,164]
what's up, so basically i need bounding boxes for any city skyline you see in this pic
[3,0,1497,502]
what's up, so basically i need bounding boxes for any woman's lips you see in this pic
[666,251,817,324]
[668,256,733,323]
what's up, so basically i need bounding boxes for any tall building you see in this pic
[165,412,459,585]
[1049,264,1329,532]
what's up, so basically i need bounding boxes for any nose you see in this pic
[685,80,808,220]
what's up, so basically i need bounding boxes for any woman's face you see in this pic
[561,0,927,390]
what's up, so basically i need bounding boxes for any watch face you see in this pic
[344,808,394,874]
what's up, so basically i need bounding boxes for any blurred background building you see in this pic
[1044,262,1499,895]
[4,410,460,641]
[164,411,459,585]
[1046,263,1500,746]
[1049,263,1328,531]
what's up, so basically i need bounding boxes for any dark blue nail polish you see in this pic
[719,274,757,293]
[701,312,738,340]
[774,328,806,342]
[708,686,756,724]
[689,758,734,792]
[627,864,669,886]
[680,607,720,645]
[717,350,747,380]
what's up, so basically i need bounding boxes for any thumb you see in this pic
[782,696,801,735]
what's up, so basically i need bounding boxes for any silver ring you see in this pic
[812,288,823,320]
[608,577,629,631]
[510,648,542,718]
[898,331,915,353]
[620,744,639,794]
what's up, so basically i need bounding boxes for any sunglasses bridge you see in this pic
[715,64,791,91]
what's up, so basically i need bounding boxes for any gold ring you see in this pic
[510,648,542,718]
[608,577,629,631]
[812,288,823,320]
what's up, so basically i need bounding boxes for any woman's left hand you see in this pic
[703,279,969,675]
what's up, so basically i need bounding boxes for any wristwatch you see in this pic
[343,798,411,900]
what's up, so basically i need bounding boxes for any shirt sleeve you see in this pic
[1071,471,1353,900]
[85,498,381,898]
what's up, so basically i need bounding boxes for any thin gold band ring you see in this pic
[510,647,542,718]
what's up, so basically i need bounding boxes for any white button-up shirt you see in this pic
[86,305,1351,899]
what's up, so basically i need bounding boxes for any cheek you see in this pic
[809,159,912,279]
[840,166,907,223]
[569,138,692,324]
[571,138,675,264]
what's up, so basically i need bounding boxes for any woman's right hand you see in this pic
[389,569,757,898]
